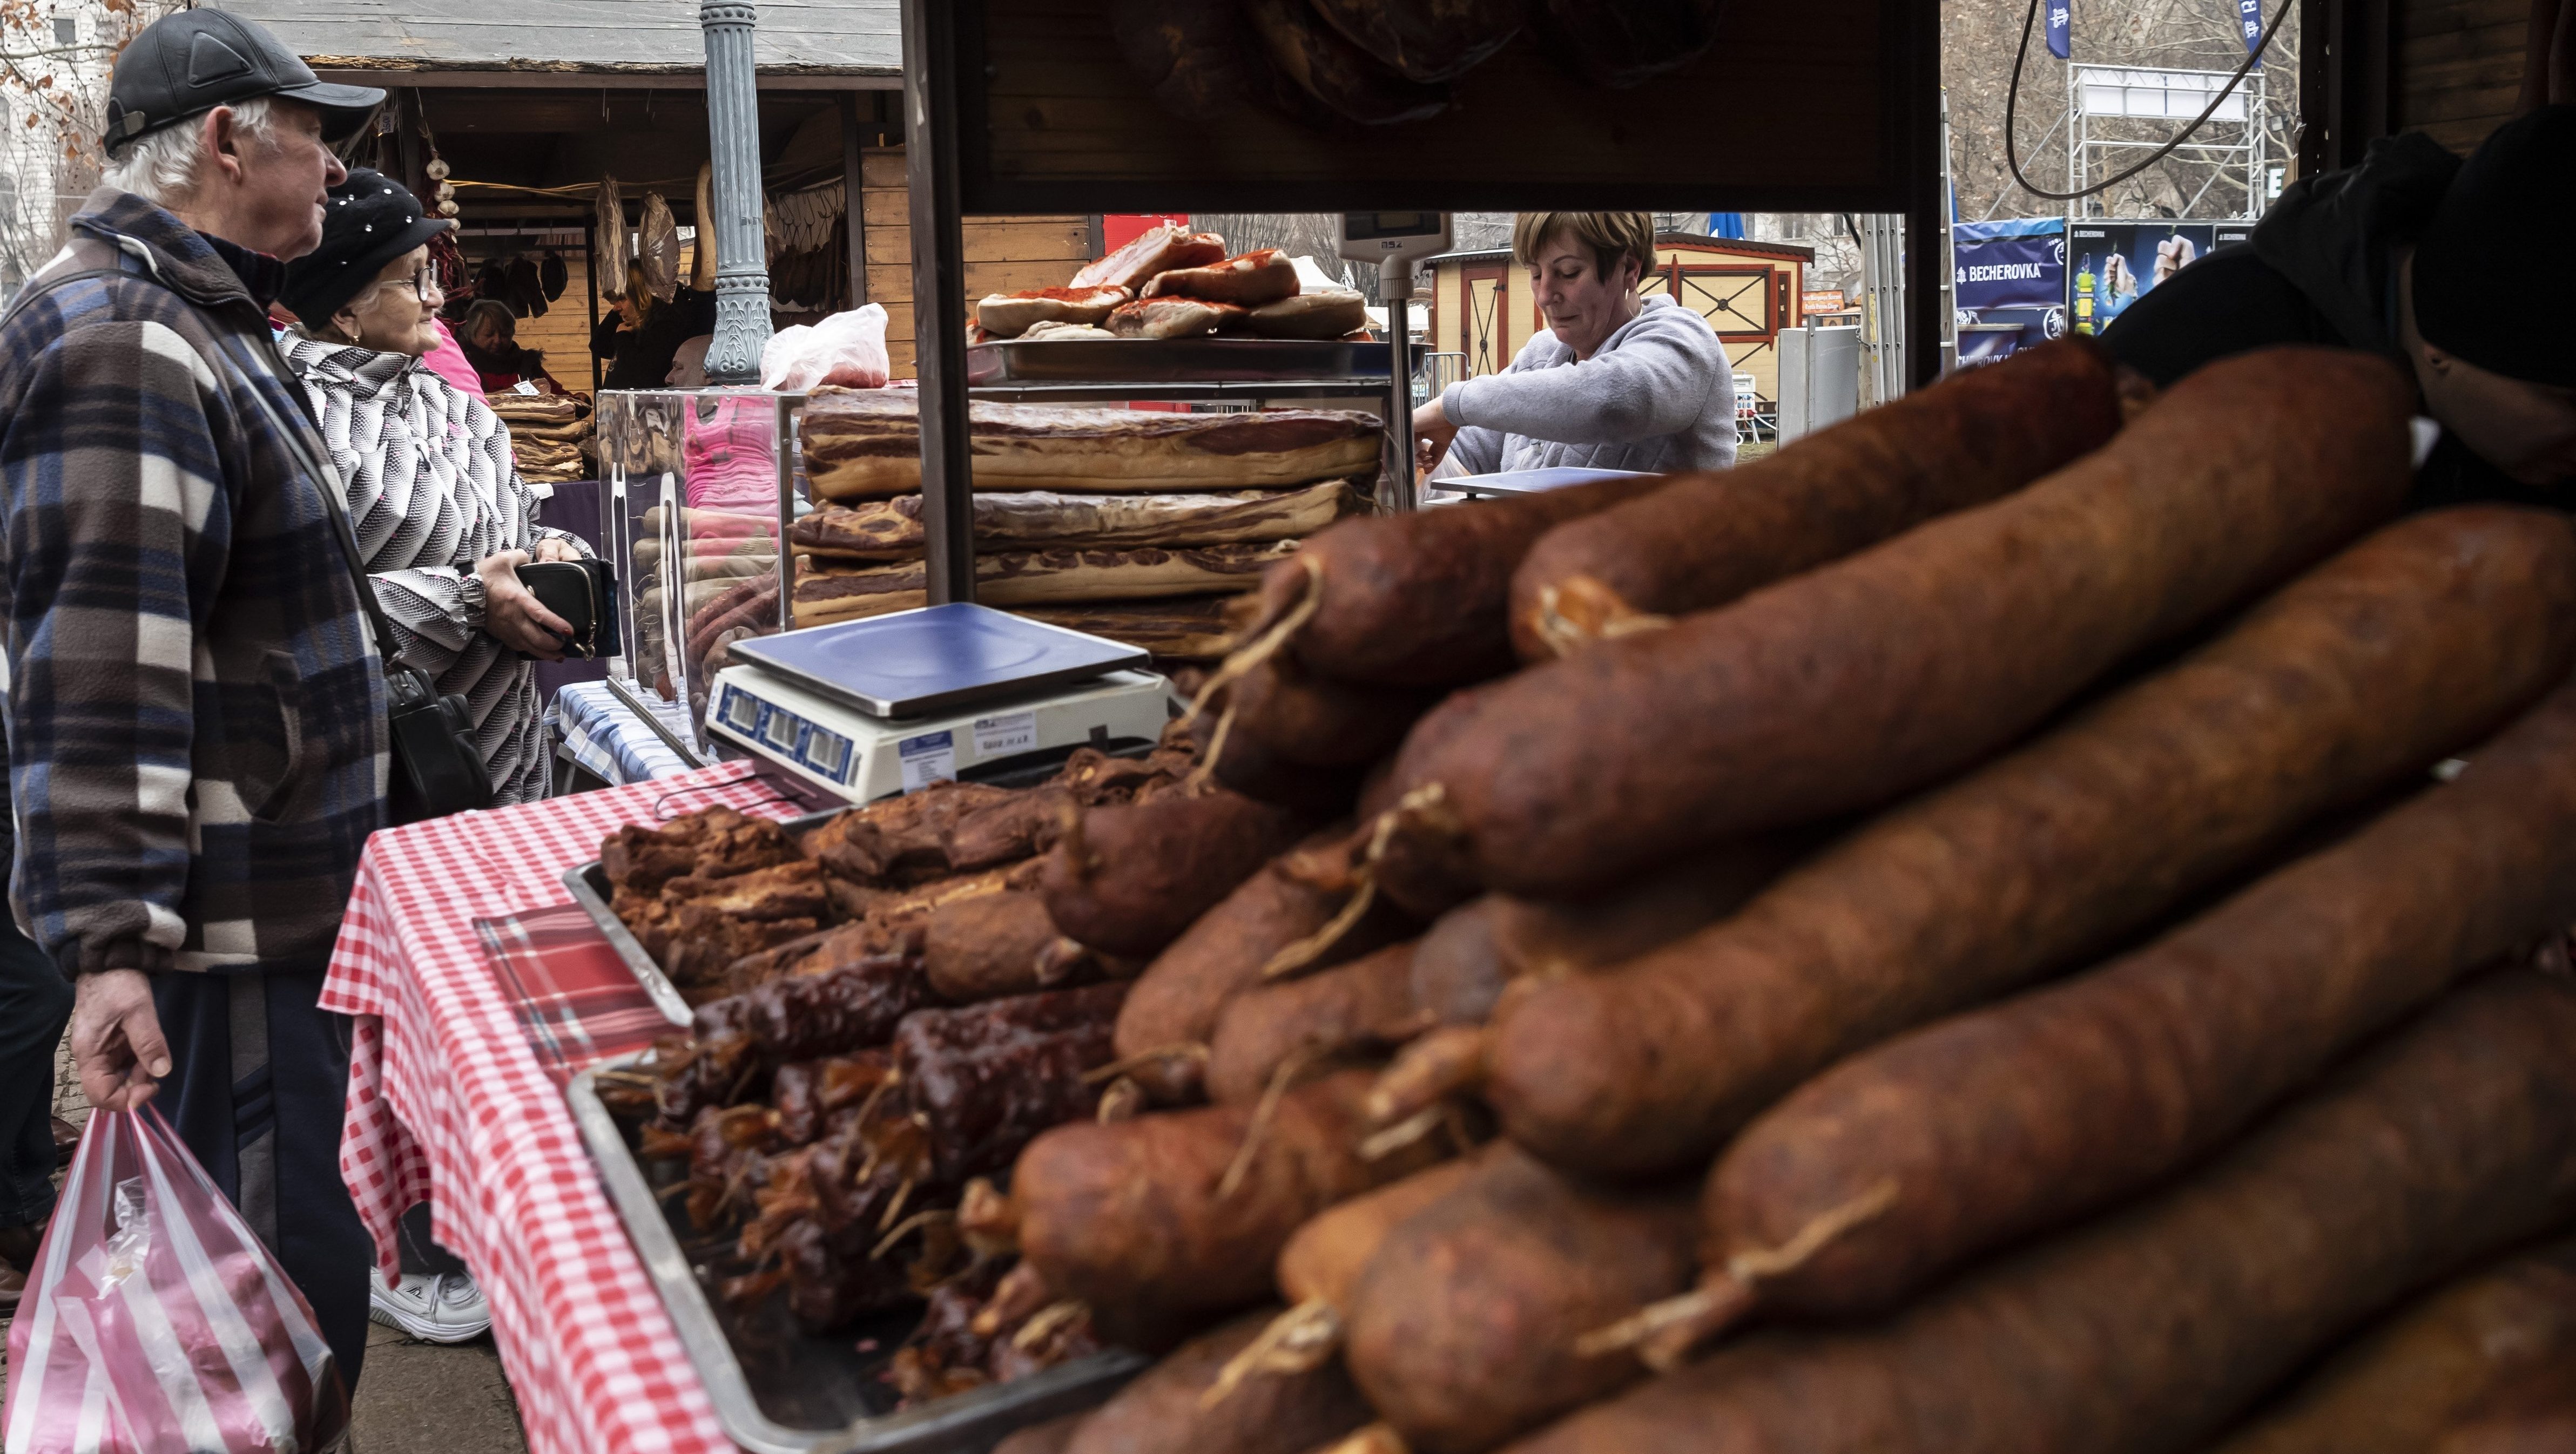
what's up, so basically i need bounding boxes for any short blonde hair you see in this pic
[1512,212,1656,285]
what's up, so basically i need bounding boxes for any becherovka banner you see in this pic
[1952,218,2069,368]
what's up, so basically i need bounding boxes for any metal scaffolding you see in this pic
[2065,63,2269,220]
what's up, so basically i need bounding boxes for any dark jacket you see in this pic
[0,188,388,978]
[594,285,717,390]
[2101,134,2541,509]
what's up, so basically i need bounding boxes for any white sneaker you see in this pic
[368,1271,492,1344]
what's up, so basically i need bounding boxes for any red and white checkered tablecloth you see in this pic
[322,762,791,1454]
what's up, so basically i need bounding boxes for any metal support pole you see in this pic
[900,0,976,603]
[1380,258,1418,513]
[699,1,773,385]
[838,91,867,307]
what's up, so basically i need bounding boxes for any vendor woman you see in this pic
[1419,212,1737,481]
[2104,105,2575,504]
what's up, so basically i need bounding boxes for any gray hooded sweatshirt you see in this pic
[1430,294,1737,480]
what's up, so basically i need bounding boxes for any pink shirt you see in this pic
[420,317,483,398]
[683,394,778,510]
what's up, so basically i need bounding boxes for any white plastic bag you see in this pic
[3,1107,348,1453]
[761,303,892,392]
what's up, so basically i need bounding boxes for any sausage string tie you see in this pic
[1358,1105,1446,1162]
[1262,787,1444,982]
[1532,577,1673,659]
[1201,1297,1346,1410]
[1182,698,1240,797]
[1079,1042,1210,1085]
[1576,1178,1901,1365]
[1218,1044,1331,1200]
[1186,553,1325,727]
[868,1206,955,1261]
[1010,1300,1091,1352]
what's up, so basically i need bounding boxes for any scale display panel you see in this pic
[728,603,1151,721]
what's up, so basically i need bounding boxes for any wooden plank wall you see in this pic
[858,149,1091,379]
[2395,0,2528,150]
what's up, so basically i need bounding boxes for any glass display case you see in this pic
[596,388,808,755]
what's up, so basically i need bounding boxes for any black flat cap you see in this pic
[104,10,383,154]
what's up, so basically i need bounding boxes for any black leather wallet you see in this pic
[515,558,618,658]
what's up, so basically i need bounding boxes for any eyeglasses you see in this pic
[392,267,443,301]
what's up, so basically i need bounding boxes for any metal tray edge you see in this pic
[567,1058,1147,1454]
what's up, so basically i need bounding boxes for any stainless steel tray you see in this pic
[965,336,1389,387]
[569,1055,1145,1454]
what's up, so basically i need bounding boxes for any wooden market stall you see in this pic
[2301,0,2558,170]
[212,0,1087,381]
[1421,232,1814,414]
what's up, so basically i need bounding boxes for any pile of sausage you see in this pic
[606,735,1237,1395]
[942,339,2576,1454]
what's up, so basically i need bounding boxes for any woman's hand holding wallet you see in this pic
[477,549,573,660]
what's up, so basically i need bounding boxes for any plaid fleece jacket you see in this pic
[0,190,388,977]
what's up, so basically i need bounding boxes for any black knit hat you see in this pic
[2410,105,2576,388]
[281,168,452,327]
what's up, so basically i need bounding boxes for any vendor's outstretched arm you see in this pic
[1432,422,1504,480]
[1440,315,1722,446]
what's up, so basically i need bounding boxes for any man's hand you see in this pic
[71,969,168,1112]
[1413,394,1460,476]
[476,549,574,660]
[532,536,583,564]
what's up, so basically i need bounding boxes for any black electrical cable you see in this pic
[2004,0,2294,202]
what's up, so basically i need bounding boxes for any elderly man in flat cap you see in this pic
[0,8,389,1389]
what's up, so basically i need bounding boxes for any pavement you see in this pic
[352,1317,531,1454]
[0,1301,531,1453]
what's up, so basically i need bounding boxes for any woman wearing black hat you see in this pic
[279,167,590,812]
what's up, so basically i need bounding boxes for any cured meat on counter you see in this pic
[978,285,1135,338]
[1142,249,1301,307]
[1251,289,1370,340]
[1072,224,1228,292]
[791,482,1356,562]
[799,390,1379,498]
[1015,597,1249,663]
[792,541,1299,627]
[1108,297,1251,339]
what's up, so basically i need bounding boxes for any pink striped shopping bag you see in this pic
[4,1106,348,1453]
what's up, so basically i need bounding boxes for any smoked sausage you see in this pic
[1509,336,2121,659]
[1497,971,2576,1454]
[1650,675,2576,1358]
[1390,346,2416,901]
[1485,505,2576,1176]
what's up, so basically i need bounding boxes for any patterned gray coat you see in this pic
[282,335,585,807]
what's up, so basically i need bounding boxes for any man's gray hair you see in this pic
[102,97,279,207]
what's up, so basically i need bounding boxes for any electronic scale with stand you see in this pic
[705,603,1174,808]
[1337,212,1452,512]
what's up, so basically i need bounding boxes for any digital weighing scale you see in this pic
[705,604,1174,806]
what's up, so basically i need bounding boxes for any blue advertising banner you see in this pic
[2047,0,2071,58]
[1951,219,2068,370]
[2067,221,2218,330]
[1954,218,2068,314]
[2236,0,2264,67]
